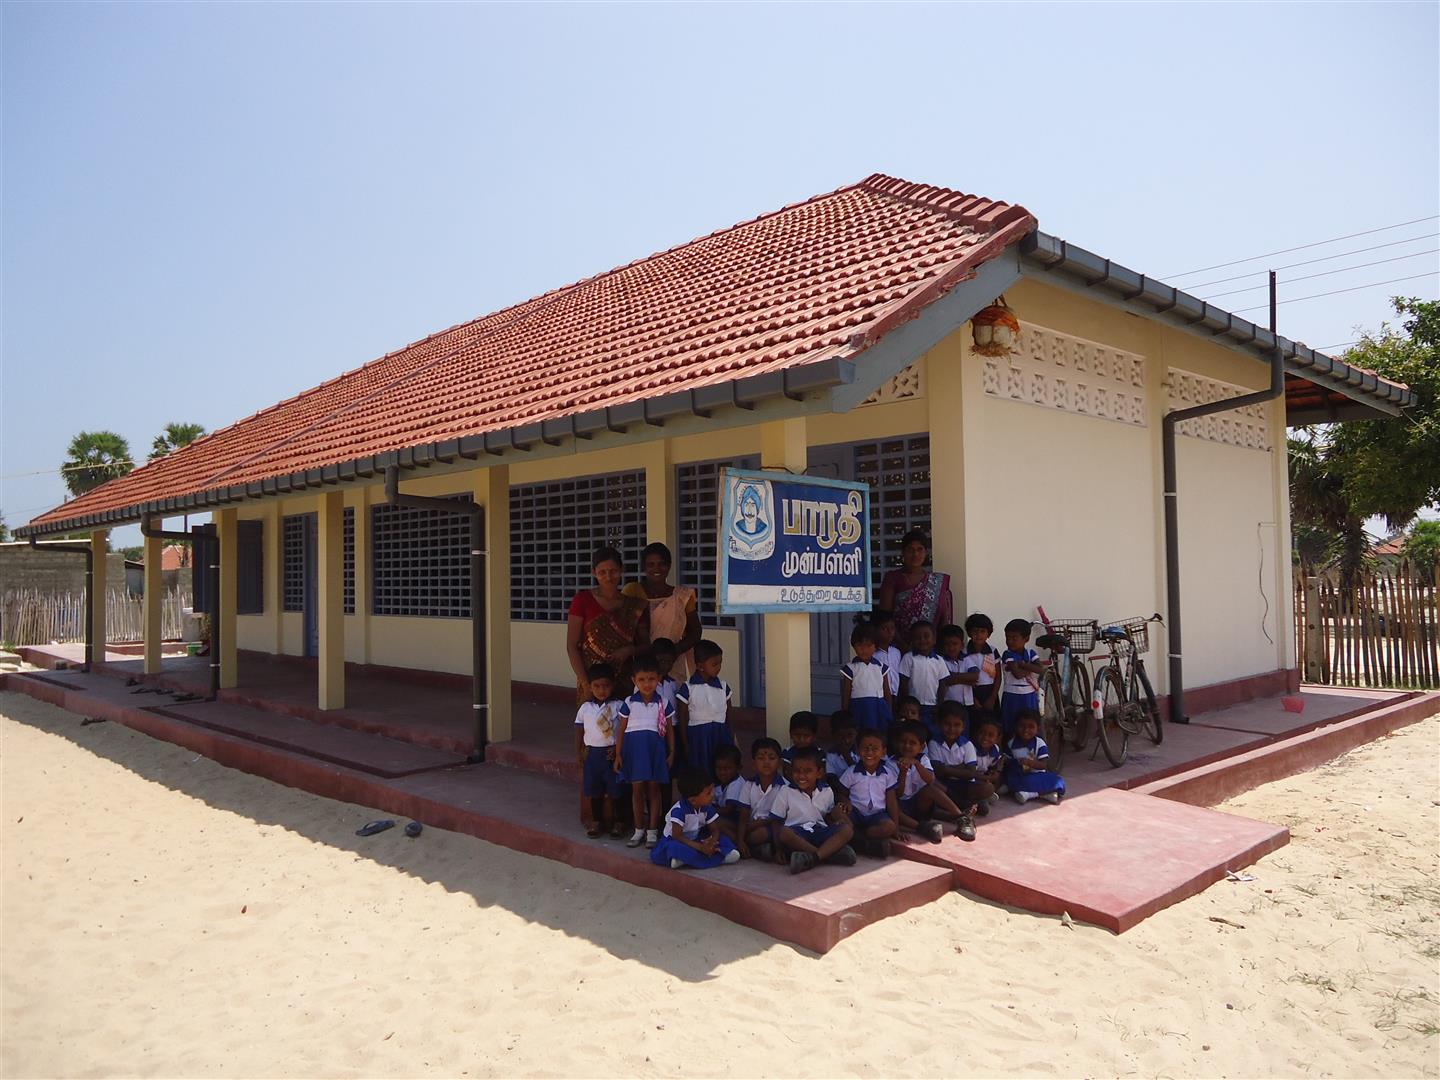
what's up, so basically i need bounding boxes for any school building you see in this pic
[18,174,1415,749]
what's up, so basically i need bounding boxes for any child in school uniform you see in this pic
[929,700,992,825]
[938,623,982,713]
[840,624,894,733]
[770,748,857,874]
[1005,710,1066,805]
[781,711,820,779]
[898,620,949,739]
[674,639,735,775]
[651,768,742,870]
[838,729,900,858]
[736,737,789,863]
[891,721,965,843]
[711,744,745,843]
[972,718,1007,799]
[651,638,680,715]
[573,662,624,839]
[965,613,1003,718]
[871,609,903,700]
[825,710,860,781]
[615,653,676,849]
[1000,618,1049,738]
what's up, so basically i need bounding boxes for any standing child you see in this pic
[825,710,860,780]
[938,623,981,711]
[770,748,857,873]
[838,729,900,858]
[651,768,742,870]
[871,609,903,699]
[840,624,894,733]
[929,700,992,825]
[892,721,966,842]
[615,653,676,848]
[674,639,735,774]
[736,738,789,862]
[711,744,745,843]
[781,711,820,779]
[898,621,949,739]
[574,662,624,840]
[964,613,1003,718]
[1000,618,1049,738]
[651,638,680,715]
[1005,710,1066,805]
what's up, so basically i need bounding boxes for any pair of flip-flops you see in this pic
[355,819,423,838]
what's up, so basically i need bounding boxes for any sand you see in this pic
[2,690,1436,1079]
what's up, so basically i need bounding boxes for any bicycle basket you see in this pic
[1046,619,1098,655]
[1099,617,1150,652]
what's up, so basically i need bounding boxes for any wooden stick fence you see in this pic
[1294,560,1439,689]
[0,588,190,648]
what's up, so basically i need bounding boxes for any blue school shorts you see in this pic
[897,794,921,820]
[784,821,841,848]
[850,809,891,832]
[582,745,622,799]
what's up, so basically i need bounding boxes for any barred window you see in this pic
[282,515,306,612]
[509,470,647,621]
[343,506,355,615]
[854,435,932,589]
[370,497,472,618]
[677,457,758,628]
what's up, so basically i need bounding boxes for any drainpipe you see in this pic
[384,466,488,762]
[143,515,217,700]
[28,537,94,673]
[1162,272,1285,723]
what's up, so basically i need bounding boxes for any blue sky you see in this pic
[3,2,1437,545]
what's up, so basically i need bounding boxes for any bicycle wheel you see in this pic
[1066,660,1092,751]
[1040,669,1066,774]
[1094,665,1129,767]
[1135,661,1162,744]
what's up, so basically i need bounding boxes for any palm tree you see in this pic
[1288,433,1367,587]
[150,422,207,461]
[62,431,134,498]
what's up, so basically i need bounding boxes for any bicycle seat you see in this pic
[1035,633,1067,650]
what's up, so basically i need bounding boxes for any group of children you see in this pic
[573,611,1067,876]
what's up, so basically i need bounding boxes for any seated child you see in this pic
[769,748,857,874]
[615,652,676,849]
[938,623,981,709]
[573,662,624,839]
[838,729,900,858]
[736,737,789,863]
[1000,618,1049,738]
[928,700,992,827]
[711,744,745,843]
[889,695,922,756]
[651,638,680,714]
[675,639,735,774]
[898,620,949,739]
[964,613,1003,717]
[840,623,894,733]
[1005,710,1066,805]
[871,609,902,699]
[781,711,819,780]
[651,767,741,870]
[972,718,1007,799]
[892,721,965,843]
[825,710,860,780]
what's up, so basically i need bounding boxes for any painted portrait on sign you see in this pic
[727,478,775,561]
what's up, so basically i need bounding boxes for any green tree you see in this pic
[1404,519,1440,571]
[1289,433,1367,582]
[62,431,133,498]
[0,511,10,543]
[150,421,207,461]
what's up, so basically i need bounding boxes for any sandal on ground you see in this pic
[586,823,602,838]
[609,822,625,839]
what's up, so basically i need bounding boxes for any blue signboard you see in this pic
[717,467,872,614]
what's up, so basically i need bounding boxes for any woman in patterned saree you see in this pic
[877,530,954,650]
[622,542,702,680]
[566,546,649,703]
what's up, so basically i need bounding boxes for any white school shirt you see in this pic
[839,760,899,815]
[674,675,732,727]
[891,752,935,799]
[769,783,836,828]
[1008,734,1050,764]
[974,743,1004,773]
[942,653,982,706]
[928,736,978,769]
[618,692,672,736]
[899,651,949,706]
[1001,648,1042,696]
[967,641,1002,688]
[657,675,678,714]
[825,747,860,777]
[664,797,719,841]
[739,775,789,821]
[716,776,746,811]
[840,655,890,701]
[574,699,619,748]
[880,644,903,695]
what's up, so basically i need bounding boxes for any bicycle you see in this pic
[1089,613,1164,767]
[1033,608,1097,775]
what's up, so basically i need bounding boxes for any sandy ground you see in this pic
[2,691,1437,1080]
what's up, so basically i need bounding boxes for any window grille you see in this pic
[677,457,757,628]
[282,515,306,612]
[370,497,472,618]
[343,506,355,616]
[853,436,932,589]
[509,470,647,621]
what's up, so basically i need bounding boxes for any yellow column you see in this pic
[90,530,109,663]
[143,531,163,673]
[929,337,968,615]
[317,491,345,709]
[642,437,677,555]
[480,466,512,742]
[760,418,810,741]
[216,509,239,688]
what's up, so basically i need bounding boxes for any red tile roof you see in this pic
[26,174,1033,532]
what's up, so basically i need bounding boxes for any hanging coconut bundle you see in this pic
[971,298,1020,357]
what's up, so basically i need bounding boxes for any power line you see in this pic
[1185,233,1439,290]
[0,461,138,481]
[1232,272,1438,314]
[1166,215,1440,279]
[1203,249,1439,300]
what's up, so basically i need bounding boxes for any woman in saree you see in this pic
[877,530,954,650]
[622,542,702,680]
[567,546,649,703]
